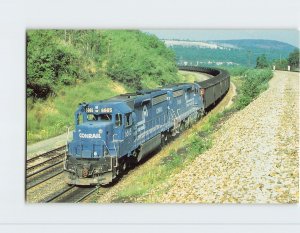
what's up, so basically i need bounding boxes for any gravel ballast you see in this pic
[157,71,299,203]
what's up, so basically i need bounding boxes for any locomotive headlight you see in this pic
[94,151,97,156]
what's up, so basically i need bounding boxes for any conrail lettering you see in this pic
[79,133,101,139]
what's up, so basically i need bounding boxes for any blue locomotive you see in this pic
[64,82,204,185]
[63,66,230,186]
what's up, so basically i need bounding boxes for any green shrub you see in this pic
[235,69,273,110]
[27,30,179,99]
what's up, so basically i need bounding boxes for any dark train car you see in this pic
[178,66,230,109]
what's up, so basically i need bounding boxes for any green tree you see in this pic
[26,30,179,98]
[27,30,80,98]
[272,58,288,70]
[255,54,269,69]
[287,48,300,69]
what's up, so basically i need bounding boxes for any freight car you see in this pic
[63,66,230,186]
[178,66,230,109]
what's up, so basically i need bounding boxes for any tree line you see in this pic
[26,30,179,99]
[256,48,299,70]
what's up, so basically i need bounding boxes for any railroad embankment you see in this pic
[156,71,299,203]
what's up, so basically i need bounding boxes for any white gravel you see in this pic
[157,71,299,203]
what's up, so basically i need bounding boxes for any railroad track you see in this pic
[27,145,66,164]
[44,185,99,203]
[26,146,66,190]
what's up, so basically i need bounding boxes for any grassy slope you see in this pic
[27,77,133,144]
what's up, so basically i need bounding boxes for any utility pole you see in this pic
[247,50,251,67]
[280,53,282,64]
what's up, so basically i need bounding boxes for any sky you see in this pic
[143,30,299,48]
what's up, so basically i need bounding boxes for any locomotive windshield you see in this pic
[87,113,112,121]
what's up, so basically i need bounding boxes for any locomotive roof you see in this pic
[83,82,198,111]
[163,83,194,90]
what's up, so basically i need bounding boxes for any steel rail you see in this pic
[26,153,65,171]
[44,185,76,203]
[26,160,63,178]
[74,187,99,203]
[27,145,66,163]
[26,170,64,190]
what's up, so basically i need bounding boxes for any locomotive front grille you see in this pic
[65,156,116,177]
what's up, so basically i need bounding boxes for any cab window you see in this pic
[87,113,112,121]
[99,114,112,121]
[125,113,132,127]
[115,113,122,127]
[87,114,96,121]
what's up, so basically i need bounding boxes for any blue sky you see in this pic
[143,30,299,48]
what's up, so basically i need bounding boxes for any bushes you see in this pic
[105,30,179,89]
[235,69,273,110]
[27,30,82,99]
[27,30,179,99]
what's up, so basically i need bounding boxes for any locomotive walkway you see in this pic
[157,71,299,203]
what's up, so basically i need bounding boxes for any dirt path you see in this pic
[157,71,299,203]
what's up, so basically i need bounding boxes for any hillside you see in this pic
[27,30,179,99]
[163,39,297,67]
[26,30,180,143]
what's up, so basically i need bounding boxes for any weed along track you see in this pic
[26,146,66,190]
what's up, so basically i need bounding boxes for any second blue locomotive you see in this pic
[64,82,204,185]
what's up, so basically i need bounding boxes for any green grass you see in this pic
[26,76,133,144]
[233,69,273,110]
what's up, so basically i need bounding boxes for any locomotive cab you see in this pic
[64,101,135,186]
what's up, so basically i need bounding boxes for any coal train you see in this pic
[63,66,230,186]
